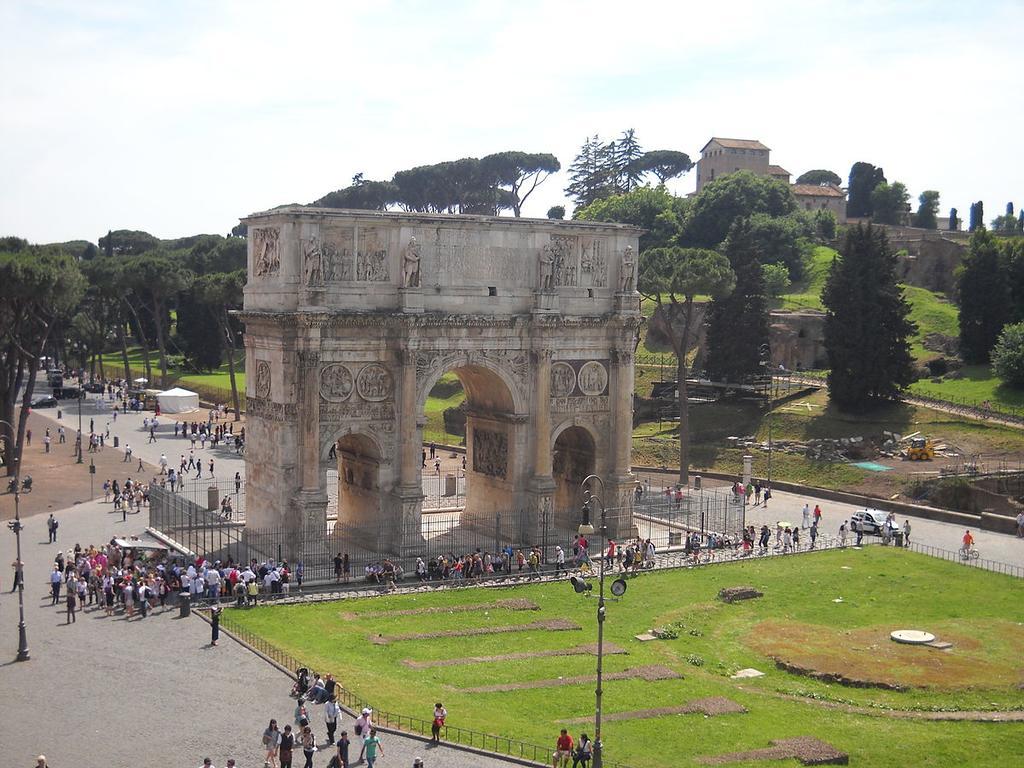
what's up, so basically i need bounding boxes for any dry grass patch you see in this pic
[402,642,626,669]
[341,598,538,621]
[746,619,1024,691]
[462,664,681,693]
[369,617,580,645]
[568,696,746,723]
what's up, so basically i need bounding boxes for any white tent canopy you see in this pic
[156,387,199,413]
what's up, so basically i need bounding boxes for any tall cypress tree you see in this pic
[958,229,1009,363]
[704,218,770,382]
[822,224,916,409]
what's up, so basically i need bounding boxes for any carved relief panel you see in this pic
[303,226,354,285]
[319,364,354,402]
[580,236,607,288]
[356,363,394,402]
[252,227,281,277]
[254,360,272,398]
[550,234,578,287]
[357,227,389,282]
[472,427,508,479]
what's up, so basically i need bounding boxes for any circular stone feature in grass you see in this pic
[891,630,936,645]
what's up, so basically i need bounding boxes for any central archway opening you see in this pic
[552,426,596,529]
[420,363,522,546]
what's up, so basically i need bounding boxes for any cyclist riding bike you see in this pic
[961,529,975,557]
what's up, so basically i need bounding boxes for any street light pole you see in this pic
[1,420,30,662]
[579,474,607,768]
[76,387,83,464]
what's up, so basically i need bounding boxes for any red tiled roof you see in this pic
[791,183,845,198]
[701,137,770,152]
[768,165,791,176]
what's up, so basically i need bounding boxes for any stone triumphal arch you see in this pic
[240,207,641,554]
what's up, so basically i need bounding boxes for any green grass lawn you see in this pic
[909,365,1024,414]
[423,373,466,445]
[775,245,835,312]
[226,548,1024,768]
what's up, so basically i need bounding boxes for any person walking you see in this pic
[554,545,565,576]
[839,521,848,547]
[300,724,316,768]
[809,521,818,549]
[362,728,383,768]
[325,696,340,745]
[278,725,294,768]
[334,730,350,768]
[210,605,222,646]
[263,719,281,768]
[431,702,447,744]
[43,433,51,453]
[47,514,58,543]
[903,519,912,547]
[801,503,810,529]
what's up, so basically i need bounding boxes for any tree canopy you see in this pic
[846,162,886,218]
[869,181,910,225]
[957,229,1009,364]
[681,171,796,249]
[632,150,693,185]
[912,190,940,229]
[822,224,916,409]
[574,186,688,252]
[795,169,842,187]
[991,322,1024,388]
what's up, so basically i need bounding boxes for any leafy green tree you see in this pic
[912,190,940,229]
[822,224,916,409]
[1019,210,1024,232]
[574,186,688,252]
[639,247,734,483]
[175,289,222,371]
[869,181,910,225]
[991,322,1024,387]
[231,223,248,238]
[546,205,565,220]
[97,229,160,256]
[745,213,813,281]
[124,253,193,386]
[813,209,838,241]
[957,229,1009,363]
[633,150,693,185]
[969,201,984,232]
[0,244,86,475]
[565,135,612,208]
[1008,202,1015,216]
[992,213,1019,232]
[681,171,796,248]
[480,151,561,217]
[795,169,842,186]
[762,263,791,297]
[704,219,771,383]
[846,162,886,218]
[197,270,245,419]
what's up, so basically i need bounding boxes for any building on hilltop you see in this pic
[791,183,847,223]
[695,138,770,191]
[695,136,847,222]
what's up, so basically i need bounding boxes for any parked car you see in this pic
[83,382,105,393]
[850,509,888,534]
[31,395,58,408]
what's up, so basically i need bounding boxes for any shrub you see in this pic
[991,322,1024,387]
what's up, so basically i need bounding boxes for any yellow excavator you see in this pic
[906,437,935,461]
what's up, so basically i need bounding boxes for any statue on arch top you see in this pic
[402,236,421,288]
[619,245,636,293]
[538,244,555,292]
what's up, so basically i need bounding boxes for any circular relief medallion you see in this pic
[356,363,394,402]
[319,364,354,402]
[254,360,272,398]
[550,361,577,398]
[577,361,608,396]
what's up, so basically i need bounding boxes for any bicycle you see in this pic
[959,547,980,561]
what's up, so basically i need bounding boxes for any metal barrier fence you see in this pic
[149,484,245,563]
[907,541,1024,578]
[167,475,246,522]
[216,614,633,767]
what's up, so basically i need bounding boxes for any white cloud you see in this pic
[1,0,1021,241]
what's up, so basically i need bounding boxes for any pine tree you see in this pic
[565,135,611,208]
[614,128,645,193]
[822,224,916,409]
[949,207,958,231]
[969,200,985,232]
[958,229,1009,364]
[704,219,770,382]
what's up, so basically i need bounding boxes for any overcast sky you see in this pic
[2,0,1021,243]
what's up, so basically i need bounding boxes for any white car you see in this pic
[850,509,888,534]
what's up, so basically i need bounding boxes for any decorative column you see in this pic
[605,347,638,539]
[527,347,556,541]
[290,348,328,561]
[393,346,425,555]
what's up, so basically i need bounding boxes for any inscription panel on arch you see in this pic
[551,395,609,414]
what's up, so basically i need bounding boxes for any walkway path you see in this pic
[0,495,515,768]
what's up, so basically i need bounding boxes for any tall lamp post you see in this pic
[75,384,83,464]
[1,420,30,662]
[759,345,773,484]
[576,474,610,768]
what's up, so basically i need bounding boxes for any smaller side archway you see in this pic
[552,425,597,529]
[332,433,385,532]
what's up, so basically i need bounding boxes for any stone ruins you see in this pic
[240,208,641,553]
